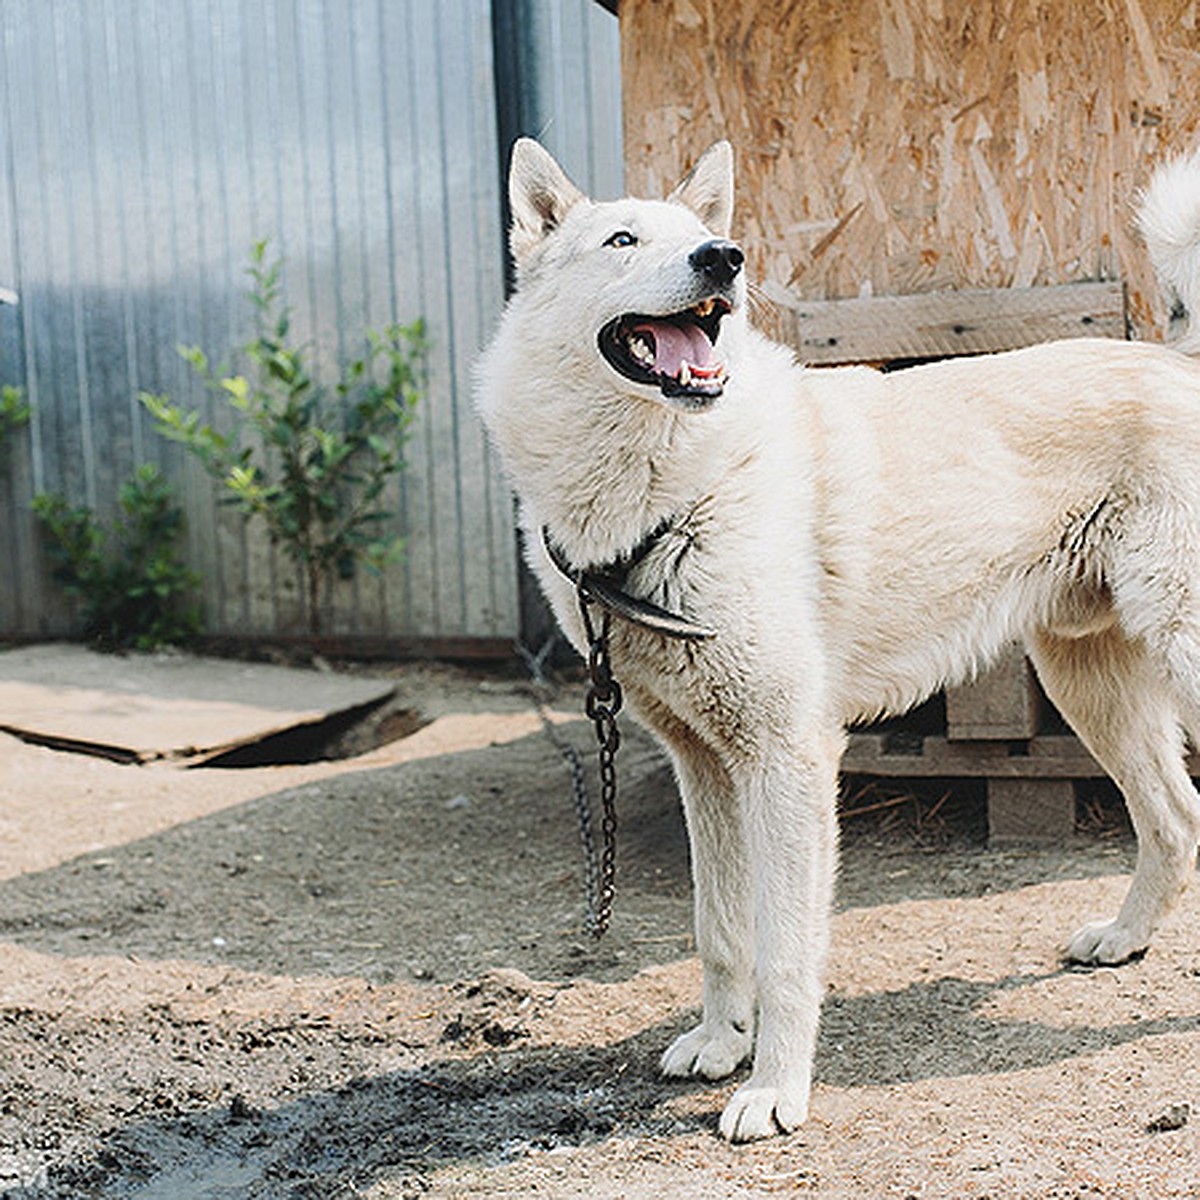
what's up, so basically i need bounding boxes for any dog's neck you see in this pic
[476,310,783,573]
[525,394,730,571]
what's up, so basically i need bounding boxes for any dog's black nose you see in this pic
[689,239,744,287]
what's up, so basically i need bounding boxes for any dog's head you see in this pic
[505,139,746,412]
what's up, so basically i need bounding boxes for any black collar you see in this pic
[541,522,717,641]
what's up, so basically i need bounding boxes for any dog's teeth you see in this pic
[679,362,692,386]
[628,334,655,367]
[693,299,715,318]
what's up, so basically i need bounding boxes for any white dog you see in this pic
[475,139,1200,1141]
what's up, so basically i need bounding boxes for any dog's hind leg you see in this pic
[1028,626,1200,964]
[660,736,756,1082]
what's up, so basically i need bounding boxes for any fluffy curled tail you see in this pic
[1139,148,1200,354]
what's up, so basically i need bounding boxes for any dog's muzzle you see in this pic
[597,238,742,408]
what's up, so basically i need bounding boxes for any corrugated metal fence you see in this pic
[0,0,621,650]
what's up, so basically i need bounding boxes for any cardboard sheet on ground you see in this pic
[0,644,394,764]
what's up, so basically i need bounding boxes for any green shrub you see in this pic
[0,385,30,448]
[33,464,201,650]
[141,241,424,637]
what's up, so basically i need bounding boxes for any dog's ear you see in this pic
[669,141,734,238]
[508,138,586,264]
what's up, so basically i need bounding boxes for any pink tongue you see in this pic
[632,320,716,376]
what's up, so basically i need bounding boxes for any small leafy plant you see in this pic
[0,385,30,449]
[33,464,202,650]
[141,242,424,637]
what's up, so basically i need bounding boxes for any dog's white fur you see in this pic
[476,140,1200,1141]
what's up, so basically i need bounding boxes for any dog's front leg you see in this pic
[718,734,840,1142]
[660,740,756,1081]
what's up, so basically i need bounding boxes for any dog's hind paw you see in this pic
[661,1021,752,1080]
[718,1079,808,1142]
[1065,918,1149,966]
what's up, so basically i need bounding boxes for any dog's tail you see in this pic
[1139,148,1200,354]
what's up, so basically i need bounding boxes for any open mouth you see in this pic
[598,298,731,404]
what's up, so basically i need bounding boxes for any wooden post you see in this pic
[945,645,1040,741]
[987,778,1077,845]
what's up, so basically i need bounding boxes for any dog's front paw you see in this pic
[718,1077,809,1142]
[661,1021,752,1080]
[1065,918,1148,966]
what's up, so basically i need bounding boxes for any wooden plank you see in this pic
[845,731,1200,780]
[946,645,1040,741]
[845,733,1091,778]
[0,644,394,764]
[778,281,1126,366]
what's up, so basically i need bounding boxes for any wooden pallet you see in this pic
[852,645,1089,845]
[844,733,1081,842]
[846,645,1187,845]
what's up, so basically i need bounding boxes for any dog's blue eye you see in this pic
[604,230,638,249]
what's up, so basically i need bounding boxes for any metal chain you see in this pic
[533,520,712,937]
[526,584,624,939]
[534,696,603,932]
[578,586,622,937]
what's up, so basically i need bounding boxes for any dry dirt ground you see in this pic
[0,659,1197,1198]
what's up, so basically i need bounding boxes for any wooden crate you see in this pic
[842,732,1083,845]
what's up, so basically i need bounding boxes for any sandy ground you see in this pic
[0,660,1197,1198]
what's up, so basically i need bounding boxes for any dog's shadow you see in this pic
[814,965,1197,1089]
[42,966,1199,1196]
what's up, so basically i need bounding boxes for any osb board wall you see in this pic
[619,0,1200,341]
